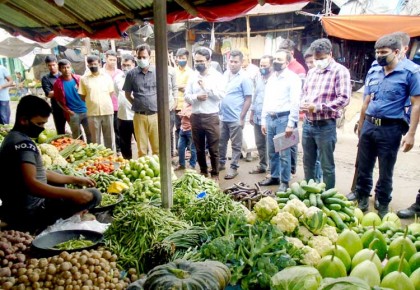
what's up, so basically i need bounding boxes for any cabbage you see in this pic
[318,277,371,289]
[271,266,322,290]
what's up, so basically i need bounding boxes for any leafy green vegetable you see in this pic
[271,266,322,290]
[318,277,371,290]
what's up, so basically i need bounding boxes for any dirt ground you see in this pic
[9,93,420,222]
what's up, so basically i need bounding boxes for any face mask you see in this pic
[376,53,395,67]
[260,68,269,75]
[89,66,99,73]
[314,58,330,70]
[178,60,187,67]
[195,64,206,73]
[273,62,286,72]
[122,69,130,76]
[137,59,149,69]
[26,121,45,138]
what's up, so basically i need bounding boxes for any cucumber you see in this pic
[316,194,324,208]
[276,192,290,198]
[338,211,350,221]
[301,185,322,193]
[324,197,348,208]
[288,194,299,200]
[303,199,310,207]
[309,193,317,206]
[330,210,347,230]
[322,206,331,216]
[327,217,336,227]
[341,206,355,217]
[300,180,308,187]
[277,197,289,203]
[327,203,342,211]
[332,193,346,200]
[321,188,338,199]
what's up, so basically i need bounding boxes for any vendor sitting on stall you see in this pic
[0,95,101,233]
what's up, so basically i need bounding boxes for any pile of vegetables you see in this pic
[64,143,114,163]
[36,128,57,144]
[50,136,84,151]
[277,180,357,231]
[89,172,121,193]
[112,155,162,183]
[125,177,161,203]
[0,124,12,145]
[105,203,190,273]
[0,230,33,282]
[223,182,275,210]
[39,143,68,168]
[54,236,95,250]
[1,249,134,289]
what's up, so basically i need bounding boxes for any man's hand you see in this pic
[285,126,294,138]
[73,176,96,188]
[353,121,359,134]
[301,103,316,113]
[401,133,415,152]
[261,125,267,135]
[68,110,75,116]
[239,119,245,128]
[197,94,208,101]
[70,190,94,204]
[249,112,255,126]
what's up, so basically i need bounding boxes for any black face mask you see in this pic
[89,66,99,73]
[25,121,45,138]
[273,62,286,72]
[376,53,394,67]
[195,64,206,73]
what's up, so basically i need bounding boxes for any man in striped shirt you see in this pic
[301,38,351,190]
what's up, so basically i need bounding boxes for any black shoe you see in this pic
[358,195,369,212]
[377,204,389,219]
[259,178,280,186]
[397,203,420,219]
[346,191,358,201]
[374,194,379,210]
[279,182,289,192]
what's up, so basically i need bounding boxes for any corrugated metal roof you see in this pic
[0,0,307,42]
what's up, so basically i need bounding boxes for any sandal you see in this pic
[224,169,238,180]
[249,167,266,174]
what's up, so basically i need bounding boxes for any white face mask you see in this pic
[314,58,330,70]
[137,59,150,69]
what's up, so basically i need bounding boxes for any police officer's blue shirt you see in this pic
[220,70,253,122]
[365,59,420,119]
[251,73,268,125]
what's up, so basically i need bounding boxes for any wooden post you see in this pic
[110,39,116,51]
[154,0,173,208]
[246,15,251,53]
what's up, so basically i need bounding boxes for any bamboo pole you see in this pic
[195,26,305,35]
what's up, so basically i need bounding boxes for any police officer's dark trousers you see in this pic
[356,121,403,206]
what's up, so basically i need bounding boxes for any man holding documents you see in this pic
[301,38,351,190]
[259,49,301,192]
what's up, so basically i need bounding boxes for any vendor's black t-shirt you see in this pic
[0,130,46,224]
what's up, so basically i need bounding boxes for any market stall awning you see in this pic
[0,0,308,43]
[322,15,420,41]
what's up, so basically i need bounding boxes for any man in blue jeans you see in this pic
[0,64,13,125]
[356,34,420,218]
[219,50,253,180]
[301,38,351,190]
[53,59,91,143]
[259,50,301,192]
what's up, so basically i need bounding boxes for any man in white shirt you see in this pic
[116,54,135,159]
[259,49,302,192]
[185,47,225,180]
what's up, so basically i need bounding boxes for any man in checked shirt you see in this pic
[301,38,351,190]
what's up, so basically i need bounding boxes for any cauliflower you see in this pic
[319,225,338,243]
[270,211,299,234]
[301,206,327,234]
[308,236,333,256]
[300,245,321,266]
[52,155,68,167]
[286,237,304,249]
[296,225,314,245]
[39,144,60,157]
[42,154,52,167]
[254,196,279,221]
[246,212,257,225]
[283,198,307,218]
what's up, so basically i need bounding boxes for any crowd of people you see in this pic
[0,31,420,233]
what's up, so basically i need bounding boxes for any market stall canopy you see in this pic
[0,0,308,43]
[322,15,420,41]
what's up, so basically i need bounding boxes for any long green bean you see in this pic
[54,235,95,250]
